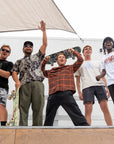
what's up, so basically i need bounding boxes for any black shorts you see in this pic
[108,84,114,103]
[82,86,108,104]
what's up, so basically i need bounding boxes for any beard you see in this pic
[24,49,32,55]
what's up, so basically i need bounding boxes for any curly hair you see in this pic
[103,37,114,54]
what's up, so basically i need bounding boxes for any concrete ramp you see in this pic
[0,127,114,144]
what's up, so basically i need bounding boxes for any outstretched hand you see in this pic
[38,20,46,32]
[68,48,74,53]
[44,56,50,61]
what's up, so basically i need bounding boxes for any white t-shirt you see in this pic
[101,51,114,86]
[75,60,105,90]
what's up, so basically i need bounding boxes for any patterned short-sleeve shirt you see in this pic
[13,50,45,85]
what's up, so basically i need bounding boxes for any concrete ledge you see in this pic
[0,127,114,144]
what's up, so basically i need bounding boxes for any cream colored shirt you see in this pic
[75,60,105,90]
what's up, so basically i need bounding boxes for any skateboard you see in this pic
[47,46,81,66]
[7,88,19,126]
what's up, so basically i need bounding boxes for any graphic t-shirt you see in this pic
[101,51,114,86]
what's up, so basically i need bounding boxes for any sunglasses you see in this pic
[1,48,10,53]
[24,45,33,48]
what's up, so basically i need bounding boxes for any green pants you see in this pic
[19,81,44,126]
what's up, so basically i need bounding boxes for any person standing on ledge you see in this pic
[12,21,47,126]
[41,48,89,126]
[0,45,13,126]
[96,37,114,104]
[75,45,113,126]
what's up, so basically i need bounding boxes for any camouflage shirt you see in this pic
[13,50,45,85]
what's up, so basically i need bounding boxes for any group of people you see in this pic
[0,21,114,126]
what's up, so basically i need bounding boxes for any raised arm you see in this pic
[39,21,47,55]
[41,56,50,78]
[69,48,83,72]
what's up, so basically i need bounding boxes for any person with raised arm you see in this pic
[41,48,89,126]
[12,21,47,126]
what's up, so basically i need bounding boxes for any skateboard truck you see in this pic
[70,52,75,60]
[8,90,15,100]
[49,59,54,66]
[6,117,15,126]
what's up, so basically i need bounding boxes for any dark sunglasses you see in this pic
[24,45,33,48]
[1,48,10,53]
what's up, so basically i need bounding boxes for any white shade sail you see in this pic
[0,0,75,33]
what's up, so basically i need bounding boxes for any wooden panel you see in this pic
[15,128,114,144]
[0,128,114,144]
[0,129,15,144]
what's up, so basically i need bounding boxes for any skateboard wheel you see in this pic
[8,97,11,100]
[6,123,10,126]
[51,63,54,66]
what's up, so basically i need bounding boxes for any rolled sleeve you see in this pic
[37,50,45,61]
[12,60,21,73]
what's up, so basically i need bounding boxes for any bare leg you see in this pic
[85,103,93,125]
[0,104,8,121]
[100,99,113,126]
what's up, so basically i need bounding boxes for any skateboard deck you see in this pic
[7,88,19,126]
[47,46,81,66]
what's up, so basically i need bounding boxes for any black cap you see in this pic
[23,41,33,49]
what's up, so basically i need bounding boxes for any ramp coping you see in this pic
[0,126,114,129]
